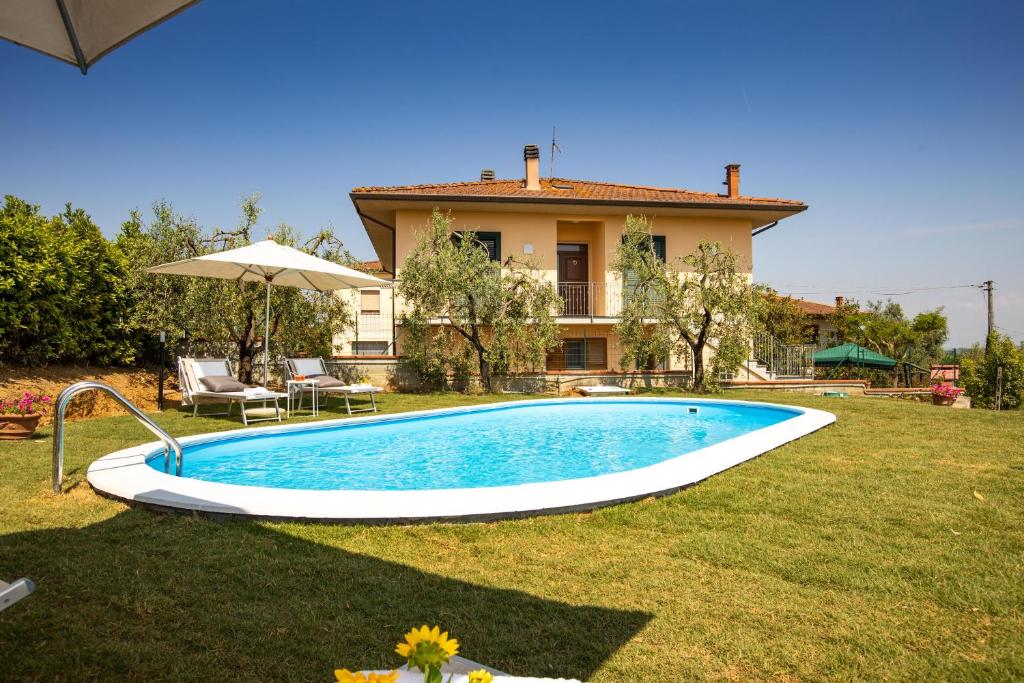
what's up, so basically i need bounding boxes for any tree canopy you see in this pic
[398,209,560,391]
[117,195,356,383]
[612,214,757,391]
[756,288,813,345]
[0,195,134,365]
[826,297,948,384]
[960,333,1023,410]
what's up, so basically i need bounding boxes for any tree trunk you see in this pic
[691,342,706,392]
[478,350,492,392]
[468,320,492,392]
[238,340,256,384]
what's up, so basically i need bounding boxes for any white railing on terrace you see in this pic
[374,280,689,320]
[557,282,624,318]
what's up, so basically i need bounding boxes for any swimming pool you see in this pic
[88,398,835,522]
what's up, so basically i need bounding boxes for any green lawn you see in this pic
[1,391,1022,681]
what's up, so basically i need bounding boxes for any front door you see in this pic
[557,244,589,315]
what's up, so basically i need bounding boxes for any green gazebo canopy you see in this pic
[812,343,897,369]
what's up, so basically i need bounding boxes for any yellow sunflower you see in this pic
[334,668,399,683]
[395,624,460,671]
[467,669,494,683]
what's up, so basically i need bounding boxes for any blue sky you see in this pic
[2,0,1021,346]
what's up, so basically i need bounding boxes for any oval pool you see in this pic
[88,398,835,522]
[152,400,796,490]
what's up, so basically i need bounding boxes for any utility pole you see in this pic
[982,280,994,348]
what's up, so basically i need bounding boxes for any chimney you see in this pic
[835,296,845,308]
[724,164,740,198]
[480,168,495,181]
[523,144,540,190]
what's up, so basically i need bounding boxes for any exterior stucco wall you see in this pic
[335,206,754,373]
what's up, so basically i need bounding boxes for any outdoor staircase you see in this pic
[743,358,776,381]
[748,332,817,381]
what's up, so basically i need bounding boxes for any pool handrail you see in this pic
[52,381,183,493]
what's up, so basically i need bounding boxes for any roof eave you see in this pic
[349,191,807,214]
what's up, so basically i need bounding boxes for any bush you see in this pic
[959,334,1023,410]
[0,196,134,366]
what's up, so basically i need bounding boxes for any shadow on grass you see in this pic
[0,509,650,680]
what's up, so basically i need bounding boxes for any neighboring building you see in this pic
[793,296,843,346]
[930,364,959,386]
[338,260,394,357]
[337,144,807,379]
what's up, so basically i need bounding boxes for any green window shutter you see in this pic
[652,235,666,262]
[622,236,665,307]
[454,231,501,262]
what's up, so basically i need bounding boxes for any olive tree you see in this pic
[826,298,948,386]
[399,209,561,391]
[116,195,355,383]
[612,215,757,392]
[757,287,812,344]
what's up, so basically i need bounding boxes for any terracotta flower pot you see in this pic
[0,413,42,440]
[931,394,956,407]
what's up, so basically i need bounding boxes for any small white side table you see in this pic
[286,379,319,418]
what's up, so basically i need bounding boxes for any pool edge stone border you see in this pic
[86,397,836,523]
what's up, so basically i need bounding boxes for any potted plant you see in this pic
[930,384,963,407]
[0,392,52,440]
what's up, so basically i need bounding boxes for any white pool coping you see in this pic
[87,397,835,523]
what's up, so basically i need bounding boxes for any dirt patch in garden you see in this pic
[0,366,181,424]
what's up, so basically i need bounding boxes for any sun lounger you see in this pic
[577,385,631,396]
[0,577,34,612]
[284,357,383,415]
[178,358,287,425]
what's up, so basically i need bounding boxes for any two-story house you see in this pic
[339,144,806,380]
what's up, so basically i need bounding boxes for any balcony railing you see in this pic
[355,312,393,337]
[557,282,624,318]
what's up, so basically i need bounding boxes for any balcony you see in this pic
[557,282,624,318]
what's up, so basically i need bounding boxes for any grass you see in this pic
[1,390,1022,681]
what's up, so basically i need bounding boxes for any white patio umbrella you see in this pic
[0,0,201,74]
[147,238,391,385]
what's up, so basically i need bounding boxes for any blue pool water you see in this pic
[150,400,797,491]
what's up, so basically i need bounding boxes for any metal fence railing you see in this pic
[752,331,817,378]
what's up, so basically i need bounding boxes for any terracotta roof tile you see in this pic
[794,299,836,316]
[351,177,804,209]
[357,259,385,273]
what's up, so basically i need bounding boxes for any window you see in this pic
[453,231,501,262]
[352,341,389,356]
[546,338,607,371]
[623,235,666,305]
[651,235,666,262]
[621,234,666,262]
[360,289,381,314]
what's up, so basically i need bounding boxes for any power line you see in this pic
[779,284,981,296]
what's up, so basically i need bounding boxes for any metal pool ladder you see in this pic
[52,381,183,493]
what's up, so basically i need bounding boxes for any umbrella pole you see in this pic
[264,280,271,387]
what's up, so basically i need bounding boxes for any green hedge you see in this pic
[0,195,136,366]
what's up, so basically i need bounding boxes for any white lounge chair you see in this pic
[577,385,631,396]
[178,358,287,425]
[0,577,34,612]
[284,357,383,415]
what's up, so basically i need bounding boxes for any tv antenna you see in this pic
[550,126,562,177]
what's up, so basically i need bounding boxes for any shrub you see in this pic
[0,196,134,366]
[959,334,1023,410]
